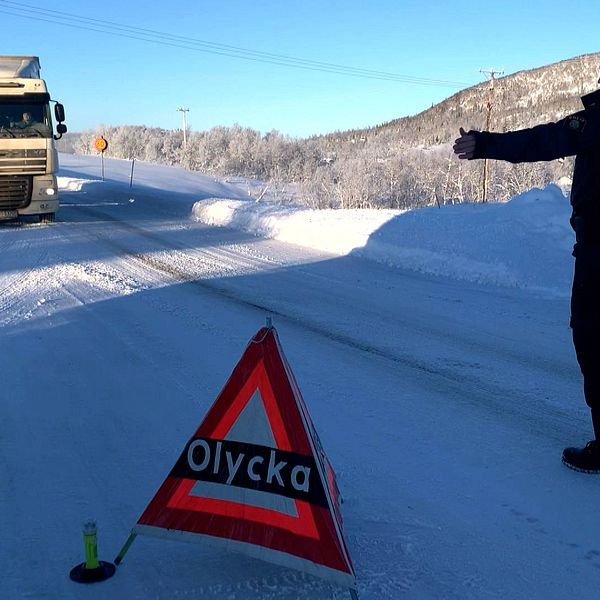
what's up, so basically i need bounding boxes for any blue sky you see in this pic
[1,0,599,137]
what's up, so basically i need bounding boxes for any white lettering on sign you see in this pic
[186,439,312,493]
[267,451,287,486]
[188,439,210,471]
[248,456,264,481]
[291,465,311,492]
[213,441,222,474]
[225,451,244,485]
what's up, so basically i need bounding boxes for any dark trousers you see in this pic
[572,326,600,438]
[571,244,600,438]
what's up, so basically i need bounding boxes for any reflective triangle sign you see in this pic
[134,326,356,590]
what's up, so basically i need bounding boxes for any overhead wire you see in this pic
[0,0,469,87]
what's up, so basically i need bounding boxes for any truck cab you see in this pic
[0,56,66,223]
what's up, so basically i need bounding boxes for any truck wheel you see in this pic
[39,213,55,224]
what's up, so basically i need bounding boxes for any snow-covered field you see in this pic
[2,153,597,600]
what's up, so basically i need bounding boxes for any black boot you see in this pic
[562,441,600,473]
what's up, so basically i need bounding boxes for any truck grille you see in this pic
[0,176,32,209]
[0,149,46,175]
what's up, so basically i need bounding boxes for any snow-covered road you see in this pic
[1,154,597,600]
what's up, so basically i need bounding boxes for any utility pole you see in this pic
[479,68,503,202]
[177,107,189,149]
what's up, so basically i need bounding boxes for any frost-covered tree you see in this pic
[60,51,598,209]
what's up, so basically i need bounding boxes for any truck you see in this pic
[0,56,67,223]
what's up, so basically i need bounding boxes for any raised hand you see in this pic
[453,127,477,159]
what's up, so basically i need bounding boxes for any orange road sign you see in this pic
[94,136,108,153]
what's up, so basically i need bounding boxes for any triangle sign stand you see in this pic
[115,320,359,599]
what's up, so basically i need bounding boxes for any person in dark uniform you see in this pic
[453,81,600,473]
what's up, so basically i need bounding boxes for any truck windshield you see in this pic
[0,102,52,138]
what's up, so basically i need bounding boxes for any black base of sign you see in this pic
[69,561,116,583]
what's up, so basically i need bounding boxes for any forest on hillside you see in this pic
[58,53,599,209]
[58,122,570,209]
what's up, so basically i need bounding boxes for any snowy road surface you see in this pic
[1,155,597,600]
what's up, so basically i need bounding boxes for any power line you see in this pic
[0,0,466,85]
[0,0,469,87]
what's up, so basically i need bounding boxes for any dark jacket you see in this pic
[470,89,600,240]
[470,89,600,328]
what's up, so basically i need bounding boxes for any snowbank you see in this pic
[57,176,100,192]
[192,184,575,297]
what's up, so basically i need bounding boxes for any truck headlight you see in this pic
[45,188,56,196]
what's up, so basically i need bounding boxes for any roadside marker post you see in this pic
[129,158,135,189]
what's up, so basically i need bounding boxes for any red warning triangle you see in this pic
[134,326,356,590]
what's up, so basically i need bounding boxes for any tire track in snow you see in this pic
[0,222,146,327]
[69,205,579,444]
[0,228,51,326]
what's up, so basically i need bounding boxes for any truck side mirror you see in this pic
[54,123,67,140]
[54,103,65,123]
